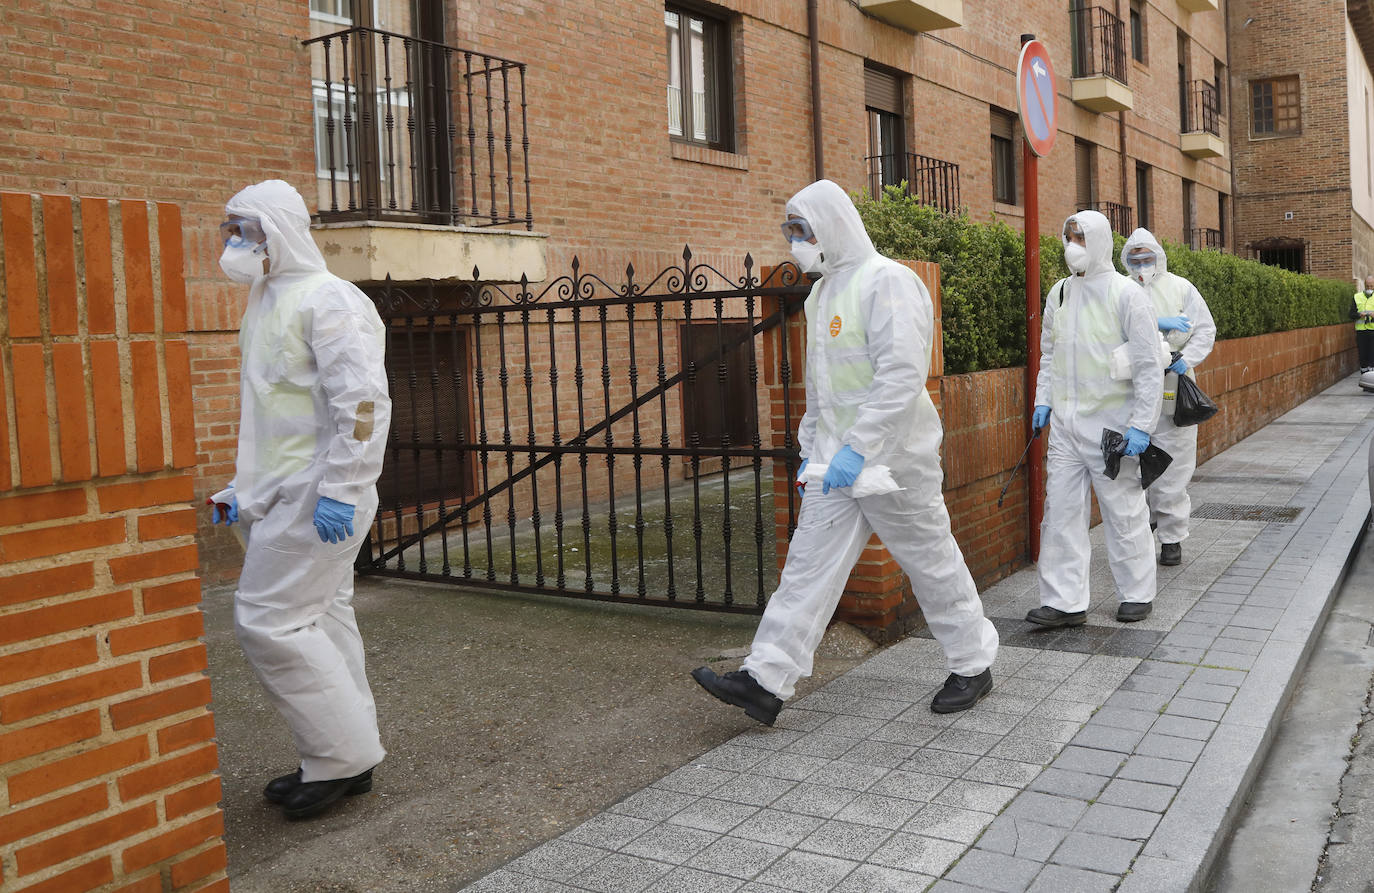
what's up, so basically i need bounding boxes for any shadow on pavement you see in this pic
[204,575,877,892]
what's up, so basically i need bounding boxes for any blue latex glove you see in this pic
[822,445,865,495]
[1123,427,1150,457]
[313,496,356,544]
[1158,315,1192,333]
[1167,357,1188,375]
[208,490,238,526]
[796,458,809,497]
[1032,405,1052,432]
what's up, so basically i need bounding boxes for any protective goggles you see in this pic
[219,216,266,248]
[780,218,815,243]
[1062,222,1084,242]
[1124,253,1156,271]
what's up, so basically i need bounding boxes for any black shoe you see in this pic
[1117,601,1153,622]
[1025,606,1088,628]
[264,768,302,804]
[691,667,782,726]
[1160,543,1182,566]
[280,768,375,819]
[930,669,993,714]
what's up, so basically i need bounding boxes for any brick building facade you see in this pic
[1228,0,1374,282]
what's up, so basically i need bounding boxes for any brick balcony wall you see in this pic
[0,193,225,893]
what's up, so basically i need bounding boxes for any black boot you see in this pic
[691,667,782,726]
[264,768,302,804]
[930,669,993,714]
[1025,606,1087,628]
[1117,601,1153,622]
[280,768,375,819]
[1160,543,1182,566]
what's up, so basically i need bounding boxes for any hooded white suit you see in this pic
[1035,211,1163,612]
[225,180,390,782]
[739,180,998,699]
[1120,228,1217,546]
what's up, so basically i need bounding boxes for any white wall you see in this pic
[1348,21,1374,245]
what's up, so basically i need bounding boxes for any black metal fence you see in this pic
[1070,5,1128,84]
[1183,80,1221,135]
[1190,227,1223,251]
[865,153,962,215]
[302,25,531,229]
[356,252,813,612]
[1091,201,1135,234]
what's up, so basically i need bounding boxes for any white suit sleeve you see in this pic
[306,283,393,505]
[1033,281,1062,408]
[1179,284,1216,370]
[843,266,931,459]
[1120,284,1165,434]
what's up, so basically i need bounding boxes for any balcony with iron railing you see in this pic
[1181,80,1225,159]
[865,153,962,215]
[302,25,545,283]
[1069,5,1132,113]
[1090,201,1134,234]
[1190,228,1224,251]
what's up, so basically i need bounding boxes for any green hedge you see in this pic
[854,187,1351,374]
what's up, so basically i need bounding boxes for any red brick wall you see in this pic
[0,193,224,893]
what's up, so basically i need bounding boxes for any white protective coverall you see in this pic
[1120,228,1217,546]
[1035,211,1164,612]
[225,180,391,782]
[739,180,998,699]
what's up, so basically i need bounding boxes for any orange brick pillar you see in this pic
[0,193,226,893]
[765,260,942,644]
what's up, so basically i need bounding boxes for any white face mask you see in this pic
[791,240,826,275]
[1130,261,1159,287]
[220,242,268,284]
[1064,242,1089,273]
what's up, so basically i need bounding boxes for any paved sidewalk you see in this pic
[460,376,1374,893]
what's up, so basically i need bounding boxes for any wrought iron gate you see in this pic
[356,250,811,613]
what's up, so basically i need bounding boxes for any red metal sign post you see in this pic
[1017,36,1057,562]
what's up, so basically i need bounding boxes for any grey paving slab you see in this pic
[460,378,1374,893]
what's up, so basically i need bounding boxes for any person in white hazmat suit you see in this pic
[691,180,998,725]
[1120,228,1216,567]
[1026,211,1164,627]
[208,180,390,819]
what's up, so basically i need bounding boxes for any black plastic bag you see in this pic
[1173,374,1219,426]
[1100,429,1125,480]
[1101,428,1174,489]
[1138,443,1174,489]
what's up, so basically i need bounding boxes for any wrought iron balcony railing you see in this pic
[302,25,532,229]
[1183,80,1221,136]
[865,152,962,215]
[1090,201,1134,234]
[1190,227,1223,251]
[1070,5,1128,85]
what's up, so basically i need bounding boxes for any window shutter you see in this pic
[990,109,1015,141]
[1075,141,1094,207]
[865,67,901,115]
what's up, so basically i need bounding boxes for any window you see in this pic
[1177,31,1190,132]
[1218,192,1228,249]
[1255,241,1306,273]
[1075,139,1096,209]
[1251,76,1301,136]
[1214,59,1226,116]
[1181,179,1194,243]
[310,0,352,25]
[991,108,1018,205]
[1130,0,1146,63]
[666,5,734,150]
[1136,162,1152,230]
[865,65,906,195]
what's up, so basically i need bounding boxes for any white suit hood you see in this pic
[1064,211,1117,277]
[785,179,878,274]
[225,180,329,281]
[1121,228,1168,275]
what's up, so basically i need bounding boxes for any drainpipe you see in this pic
[809,0,825,179]
[1116,0,1128,213]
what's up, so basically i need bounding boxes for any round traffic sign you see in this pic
[1017,40,1058,157]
